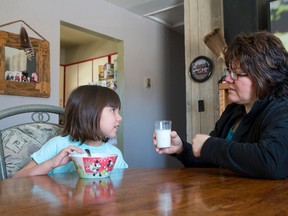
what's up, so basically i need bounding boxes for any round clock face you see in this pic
[189,56,213,82]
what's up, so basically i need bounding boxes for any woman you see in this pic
[154,31,288,179]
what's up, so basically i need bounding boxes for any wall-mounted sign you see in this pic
[189,56,213,83]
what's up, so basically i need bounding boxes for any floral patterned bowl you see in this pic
[70,153,118,178]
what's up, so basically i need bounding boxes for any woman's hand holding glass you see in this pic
[153,131,184,155]
[153,131,210,158]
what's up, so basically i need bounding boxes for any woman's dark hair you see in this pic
[224,31,288,99]
[62,85,121,143]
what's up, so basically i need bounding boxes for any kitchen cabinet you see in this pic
[61,54,118,107]
[78,61,93,86]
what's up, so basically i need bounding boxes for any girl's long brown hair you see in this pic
[62,85,121,143]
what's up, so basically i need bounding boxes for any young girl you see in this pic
[14,85,128,177]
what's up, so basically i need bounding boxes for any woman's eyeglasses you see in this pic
[224,68,248,81]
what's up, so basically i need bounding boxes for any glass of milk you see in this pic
[155,120,172,148]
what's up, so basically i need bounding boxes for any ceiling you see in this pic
[104,0,184,34]
[60,0,184,48]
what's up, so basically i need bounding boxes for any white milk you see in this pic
[155,129,171,148]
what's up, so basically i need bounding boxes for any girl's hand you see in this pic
[14,146,84,178]
[192,134,210,157]
[49,146,83,169]
[153,131,184,155]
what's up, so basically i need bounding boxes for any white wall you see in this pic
[63,39,119,64]
[0,0,185,168]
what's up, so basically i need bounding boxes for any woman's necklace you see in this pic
[232,117,243,132]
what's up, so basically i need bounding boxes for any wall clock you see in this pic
[189,56,213,82]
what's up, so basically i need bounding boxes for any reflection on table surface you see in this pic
[1,168,288,216]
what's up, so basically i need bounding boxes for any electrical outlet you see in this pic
[198,100,204,112]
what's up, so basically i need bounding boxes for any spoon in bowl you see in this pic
[85,149,92,157]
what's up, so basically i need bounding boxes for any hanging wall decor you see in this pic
[0,20,50,97]
[189,56,213,83]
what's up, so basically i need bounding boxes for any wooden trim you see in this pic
[219,83,230,115]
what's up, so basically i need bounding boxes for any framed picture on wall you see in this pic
[189,56,213,82]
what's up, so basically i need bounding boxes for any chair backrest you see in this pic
[0,104,65,179]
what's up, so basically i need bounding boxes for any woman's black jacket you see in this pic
[175,98,288,179]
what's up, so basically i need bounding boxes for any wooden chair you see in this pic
[0,104,64,179]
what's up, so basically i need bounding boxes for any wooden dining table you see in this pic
[1,168,288,216]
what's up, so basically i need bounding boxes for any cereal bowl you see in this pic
[70,153,118,178]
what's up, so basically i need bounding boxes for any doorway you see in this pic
[59,21,125,152]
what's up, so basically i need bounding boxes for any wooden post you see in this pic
[184,0,224,141]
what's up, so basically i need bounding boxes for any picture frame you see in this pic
[189,56,213,82]
[0,30,50,97]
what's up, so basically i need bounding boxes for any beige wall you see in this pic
[63,40,118,64]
